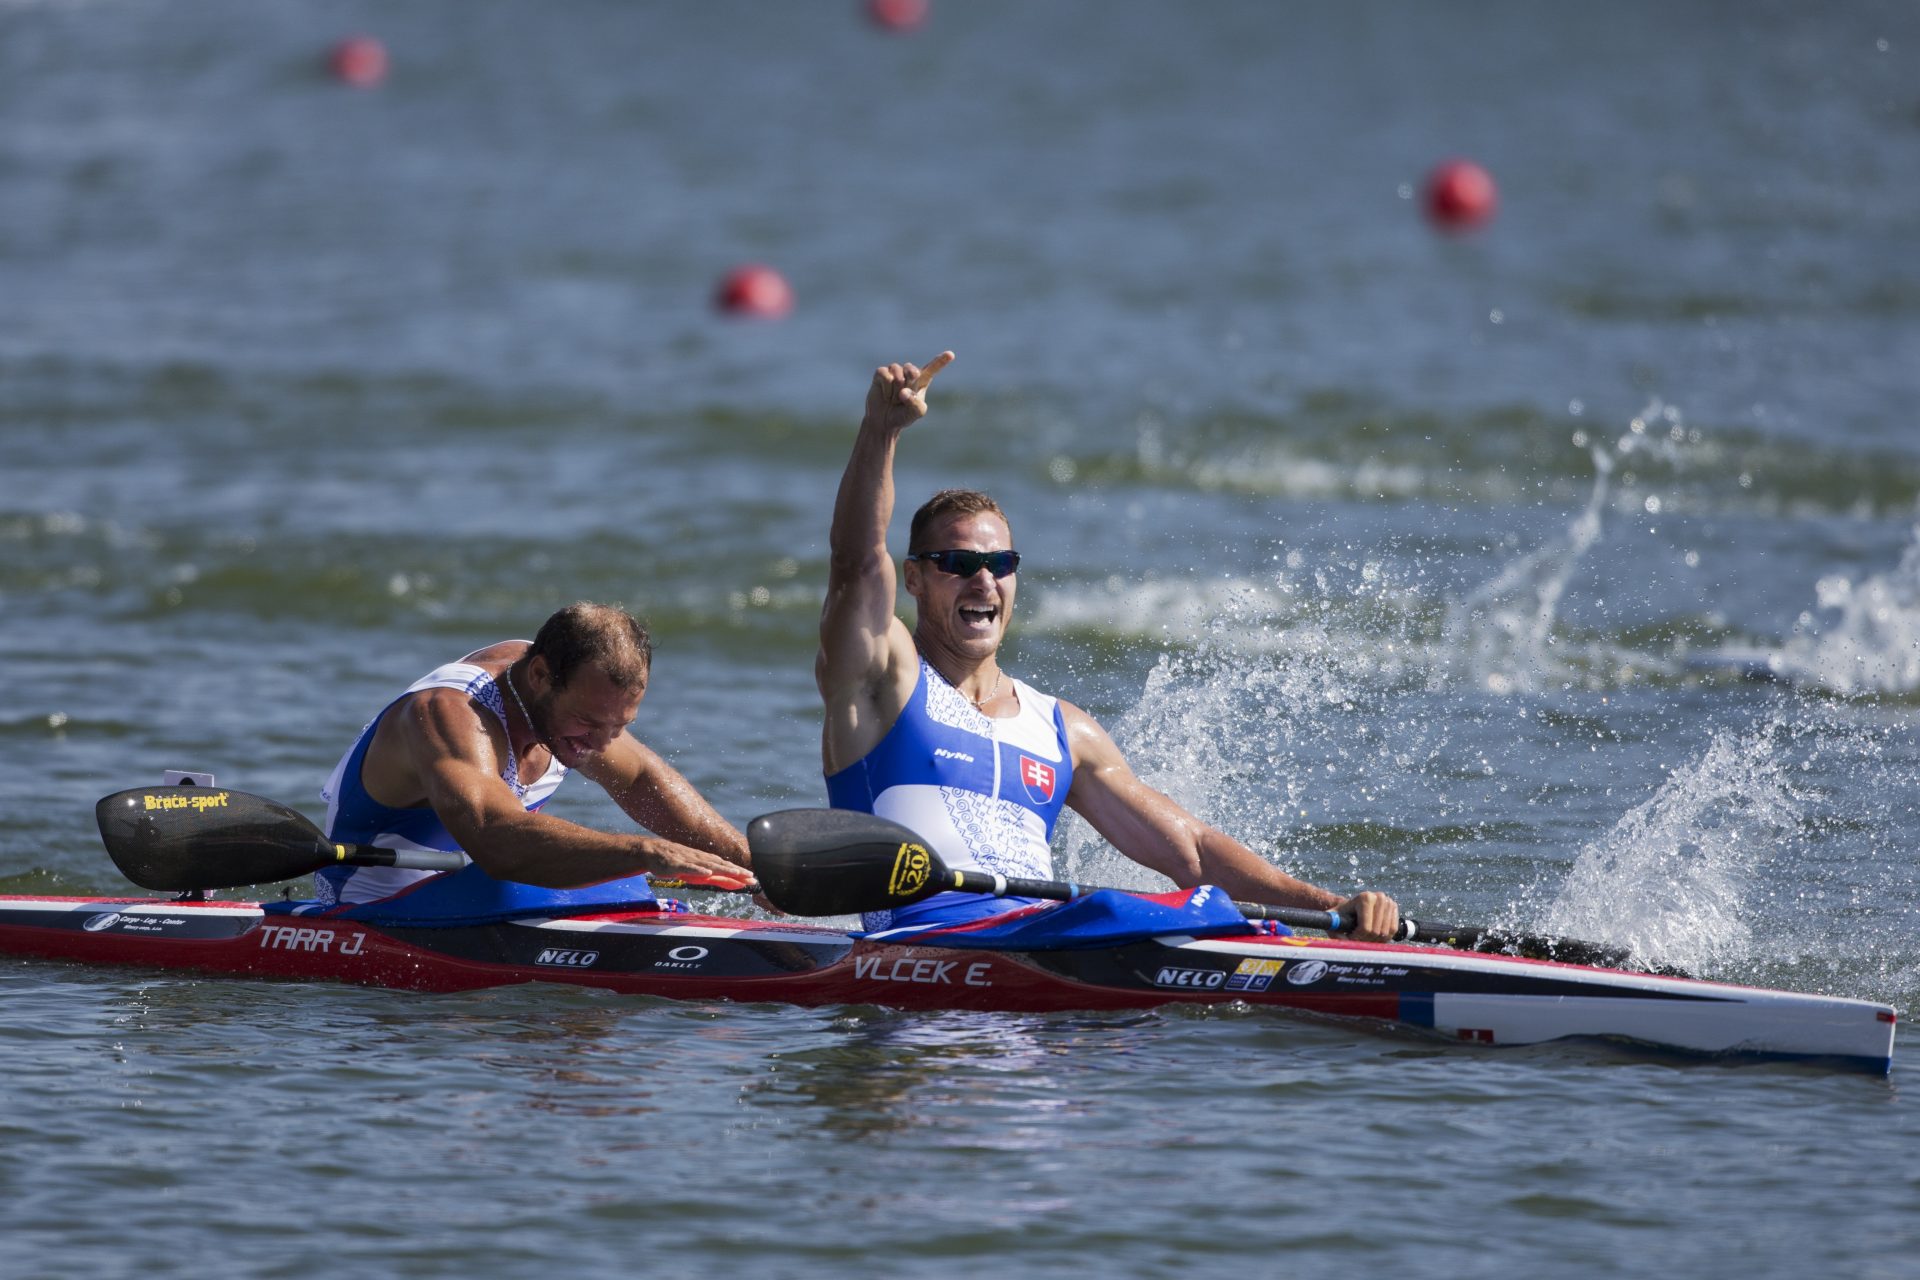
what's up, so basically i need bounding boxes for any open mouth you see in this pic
[958,604,999,628]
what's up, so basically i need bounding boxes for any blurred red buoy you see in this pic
[715,265,794,319]
[1424,159,1497,231]
[329,36,389,88]
[867,0,929,33]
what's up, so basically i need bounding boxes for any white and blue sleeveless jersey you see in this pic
[316,659,571,906]
[826,658,1073,931]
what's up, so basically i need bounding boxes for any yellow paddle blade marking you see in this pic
[143,790,232,814]
[886,842,932,900]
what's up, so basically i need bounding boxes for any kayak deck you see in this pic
[0,895,1895,1073]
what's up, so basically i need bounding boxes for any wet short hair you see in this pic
[907,489,1012,555]
[528,602,652,692]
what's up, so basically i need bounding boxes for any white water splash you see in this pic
[1025,556,1433,690]
[1609,397,1701,474]
[1764,523,1920,694]
[1537,723,1801,975]
[1055,640,1362,890]
[1438,446,1625,694]
[1434,400,1716,695]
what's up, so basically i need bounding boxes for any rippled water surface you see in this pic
[4,2,1919,1275]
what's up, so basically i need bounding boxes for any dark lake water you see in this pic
[3,2,1918,1275]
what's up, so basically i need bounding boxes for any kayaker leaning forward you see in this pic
[316,602,752,907]
[817,353,1401,940]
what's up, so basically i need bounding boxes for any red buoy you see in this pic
[715,265,795,319]
[866,0,929,33]
[1424,159,1497,232]
[328,36,389,89]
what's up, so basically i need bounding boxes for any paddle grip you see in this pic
[1404,918,1484,949]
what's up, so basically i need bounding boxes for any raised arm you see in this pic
[396,688,752,888]
[816,352,954,773]
[1060,701,1401,941]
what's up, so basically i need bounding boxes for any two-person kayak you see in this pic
[0,890,1895,1071]
[0,785,1895,1074]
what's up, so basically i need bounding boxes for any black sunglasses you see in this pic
[907,549,1022,578]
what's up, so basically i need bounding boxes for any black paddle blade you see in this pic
[95,787,335,891]
[1411,920,1681,976]
[747,808,948,916]
[1466,930,1633,970]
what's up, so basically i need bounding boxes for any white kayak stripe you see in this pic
[1,899,264,918]
[510,917,850,947]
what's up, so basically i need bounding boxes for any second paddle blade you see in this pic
[1409,920,1638,972]
[95,786,335,891]
[747,808,947,916]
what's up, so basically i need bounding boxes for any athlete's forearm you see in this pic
[459,806,742,887]
[1192,828,1345,911]
[835,407,912,563]
[615,775,750,866]
[458,807,661,885]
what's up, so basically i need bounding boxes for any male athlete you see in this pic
[318,601,751,906]
[817,353,1400,938]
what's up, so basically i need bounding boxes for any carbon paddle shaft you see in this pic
[946,868,1356,934]
[746,808,1661,970]
[948,869,1635,958]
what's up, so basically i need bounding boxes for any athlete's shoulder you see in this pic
[457,638,530,666]
[1057,697,1125,763]
[404,646,518,698]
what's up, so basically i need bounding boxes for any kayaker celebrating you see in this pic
[316,602,753,907]
[817,353,1401,940]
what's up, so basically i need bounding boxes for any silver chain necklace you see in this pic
[503,661,544,748]
[970,669,1004,708]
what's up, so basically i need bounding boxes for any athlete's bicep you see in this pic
[818,558,912,694]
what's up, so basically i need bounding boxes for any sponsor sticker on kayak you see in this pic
[536,948,600,969]
[85,911,196,935]
[1286,959,1330,986]
[650,944,708,972]
[1154,966,1227,990]
[1225,958,1284,993]
[1285,959,1412,988]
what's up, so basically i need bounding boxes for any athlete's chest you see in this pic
[895,701,1067,810]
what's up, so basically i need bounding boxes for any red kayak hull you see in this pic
[0,895,1895,1071]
